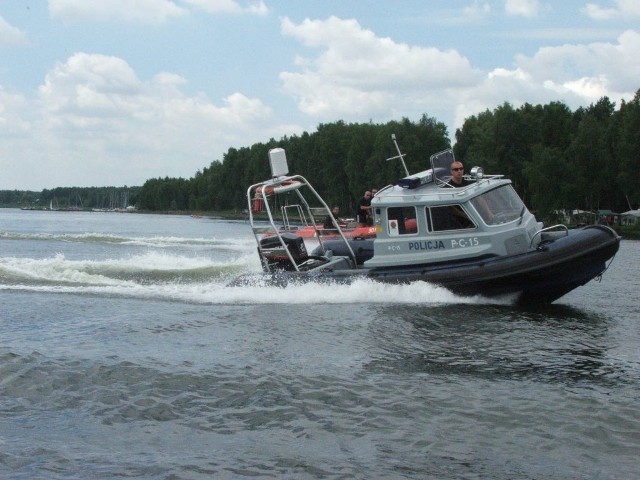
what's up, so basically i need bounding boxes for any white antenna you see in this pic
[385,133,410,176]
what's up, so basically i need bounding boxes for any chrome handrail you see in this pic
[530,224,569,248]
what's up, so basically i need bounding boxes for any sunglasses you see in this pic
[451,167,464,171]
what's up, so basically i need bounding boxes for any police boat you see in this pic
[239,143,620,305]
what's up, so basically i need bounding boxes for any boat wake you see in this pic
[0,251,511,306]
[0,251,254,286]
[0,231,253,251]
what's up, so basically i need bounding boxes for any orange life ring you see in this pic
[255,185,274,196]
[273,181,302,194]
[255,180,301,198]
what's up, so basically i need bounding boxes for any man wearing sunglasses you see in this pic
[449,161,471,187]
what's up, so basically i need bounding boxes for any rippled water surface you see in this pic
[1,209,638,479]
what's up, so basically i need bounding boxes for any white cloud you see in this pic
[48,0,267,23]
[49,0,187,24]
[0,88,31,136]
[514,29,640,96]
[0,89,42,190]
[277,15,639,138]
[463,1,492,19]
[453,67,555,129]
[0,52,287,188]
[181,0,268,15]
[494,26,624,41]
[584,0,640,20]
[451,29,640,130]
[245,1,268,16]
[279,16,479,122]
[0,15,28,47]
[562,76,612,99]
[153,72,189,86]
[38,52,276,129]
[504,0,541,17]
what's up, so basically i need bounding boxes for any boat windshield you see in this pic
[471,185,525,225]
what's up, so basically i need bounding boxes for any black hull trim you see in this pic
[364,225,620,305]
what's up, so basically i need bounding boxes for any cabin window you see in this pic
[387,206,418,236]
[426,205,475,232]
[471,185,525,225]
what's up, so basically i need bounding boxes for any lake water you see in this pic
[1,209,638,479]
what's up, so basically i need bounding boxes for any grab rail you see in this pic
[530,224,569,248]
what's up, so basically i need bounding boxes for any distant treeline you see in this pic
[455,92,640,219]
[136,92,640,220]
[1,186,140,210]
[4,91,639,220]
[136,114,451,214]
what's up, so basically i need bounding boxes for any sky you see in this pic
[1,0,639,190]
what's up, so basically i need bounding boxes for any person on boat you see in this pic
[443,161,478,225]
[356,191,373,226]
[323,205,341,229]
[448,161,472,187]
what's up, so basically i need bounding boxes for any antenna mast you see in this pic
[386,134,410,176]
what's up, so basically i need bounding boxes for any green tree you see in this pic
[614,90,640,209]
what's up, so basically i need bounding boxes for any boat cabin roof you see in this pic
[373,148,508,206]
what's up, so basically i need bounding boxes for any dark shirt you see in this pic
[448,178,472,188]
[323,213,338,229]
[357,196,372,224]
